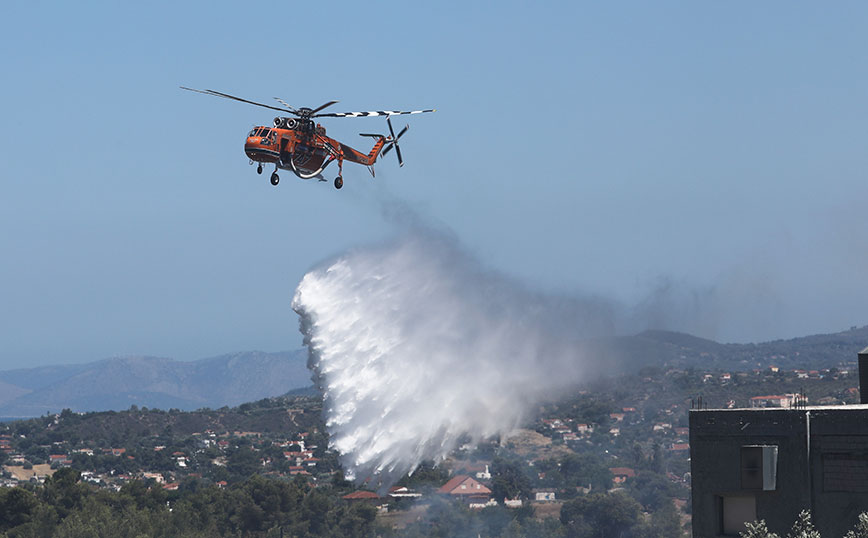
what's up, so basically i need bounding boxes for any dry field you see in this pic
[3,464,55,481]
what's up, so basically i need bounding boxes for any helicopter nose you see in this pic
[244,135,262,150]
[244,136,278,163]
[244,138,258,156]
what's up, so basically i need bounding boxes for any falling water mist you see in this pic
[291,230,622,489]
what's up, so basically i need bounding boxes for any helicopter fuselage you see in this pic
[244,117,385,180]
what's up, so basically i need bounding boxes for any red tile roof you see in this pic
[438,475,492,496]
[342,490,380,500]
[609,467,636,478]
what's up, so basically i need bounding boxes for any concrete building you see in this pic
[689,346,868,537]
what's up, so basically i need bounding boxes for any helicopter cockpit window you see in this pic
[248,129,257,137]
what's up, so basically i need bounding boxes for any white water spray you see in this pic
[291,231,618,488]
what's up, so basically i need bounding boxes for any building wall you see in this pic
[690,406,868,537]
[690,409,810,537]
[806,408,868,536]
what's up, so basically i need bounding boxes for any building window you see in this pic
[741,445,778,491]
[719,495,757,536]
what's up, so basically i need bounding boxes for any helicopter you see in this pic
[181,87,435,189]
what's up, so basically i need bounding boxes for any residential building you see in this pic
[438,475,492,502]
[609,467,636,485]
[469,498,498,509]
[388,486,422,499]
[749,394,803,409]
[475,464,491,480]
[533,488,557,501]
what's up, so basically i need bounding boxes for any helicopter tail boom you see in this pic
[339,135,388,166]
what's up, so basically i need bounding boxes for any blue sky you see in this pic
[2,2,868,368]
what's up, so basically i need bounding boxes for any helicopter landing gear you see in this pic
[333,157,345,190]
[270,173,279,186]
[257,164,263,175]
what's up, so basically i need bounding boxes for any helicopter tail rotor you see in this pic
[382,116,409,167]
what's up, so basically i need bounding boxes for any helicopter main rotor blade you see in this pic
[316,108,435,118]
[273,97,300,115]
[180,87,298,115]
[311,100,339,114]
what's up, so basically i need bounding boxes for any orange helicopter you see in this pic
[181,87,435,189]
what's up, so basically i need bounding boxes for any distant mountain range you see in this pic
[0,351,311,419]
[1,325,866,419]
[591,324,868,375]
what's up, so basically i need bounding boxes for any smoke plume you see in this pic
[291,229,621,489]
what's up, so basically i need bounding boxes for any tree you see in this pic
[561,492,642,538]
[397,460,449,490]
[650,442,664,473]
[646,499,684,538]
[418,496,472,538]
[226,447,260,479]
[632,442,646,468]
[300,487,331,536]
[338,502,378,538]
[478,505,512,537]
[846,512,868,538]
[41,468,86,520]
[559,453,612,494]
[491,456,532,501]
[740,519,781,538]
[502,518,526,538]
[0,487,39,530]
[786,510,820,538]
[628,471,683,511]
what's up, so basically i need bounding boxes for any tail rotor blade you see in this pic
[383,116,407,166]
